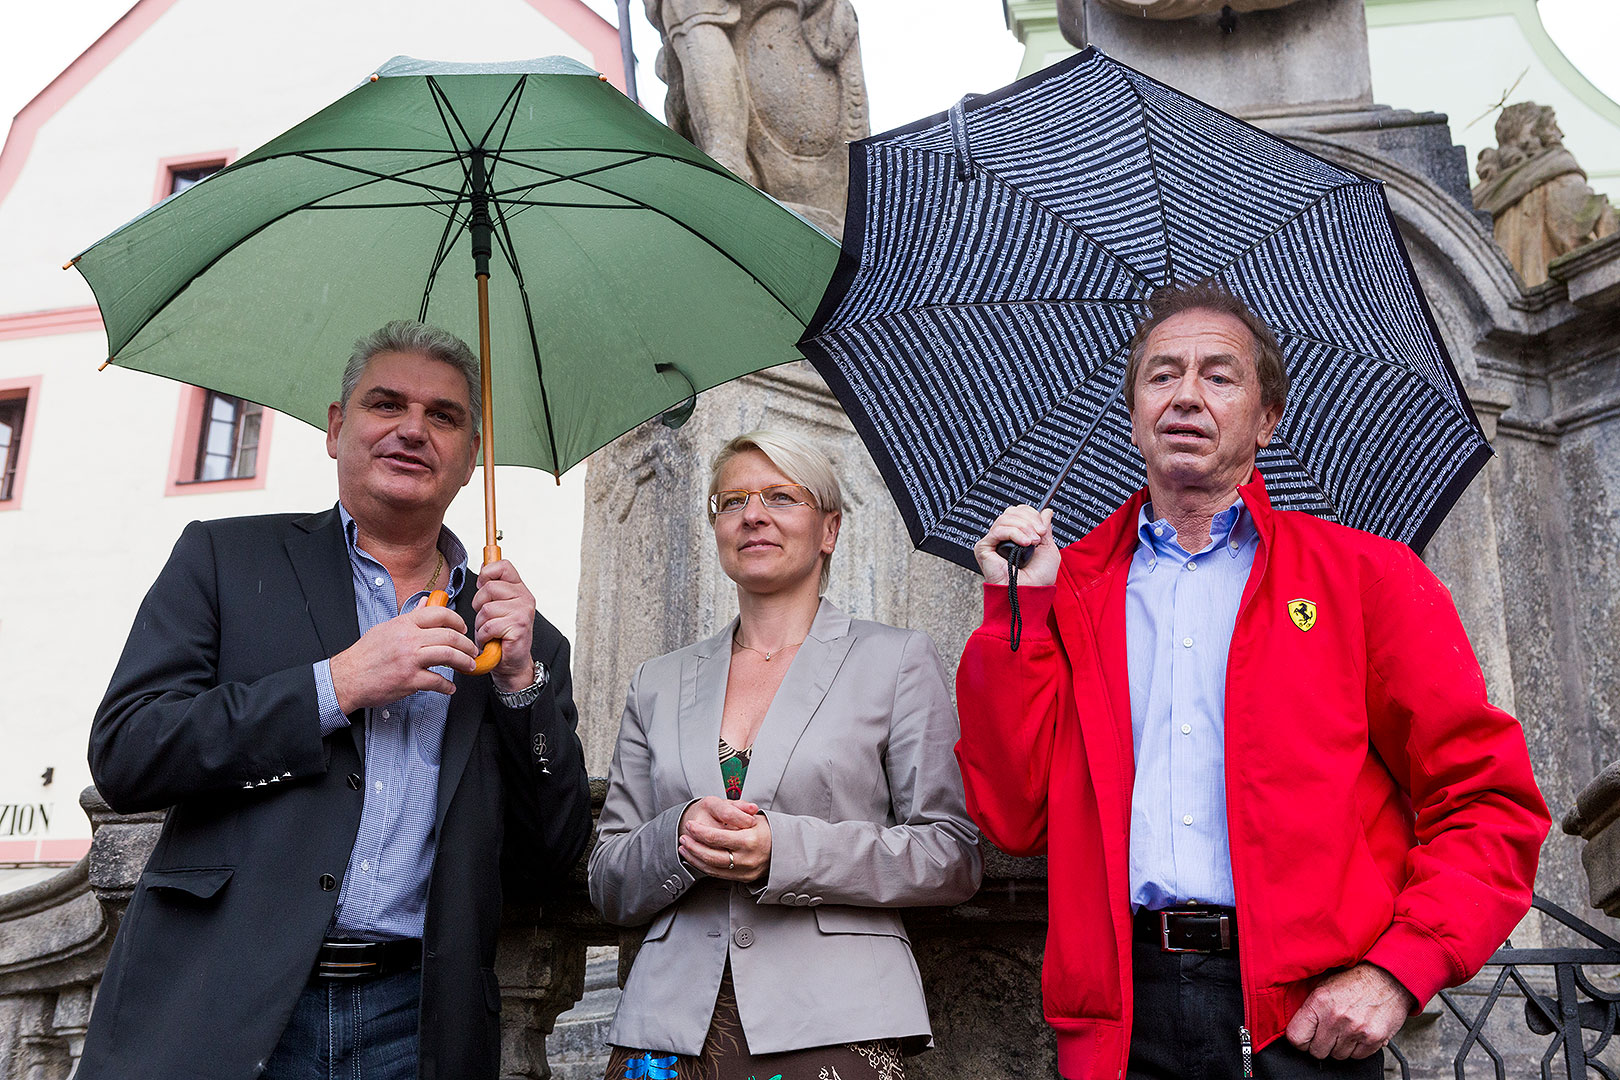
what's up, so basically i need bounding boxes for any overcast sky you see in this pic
[2,1,1616,151]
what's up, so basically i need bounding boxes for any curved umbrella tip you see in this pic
[62,257,78,270]
[369,73,379,83]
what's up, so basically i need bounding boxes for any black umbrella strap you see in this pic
[1007,558,1022,652]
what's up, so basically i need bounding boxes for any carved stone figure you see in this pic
[1092,0,1300,17]
[644,0,868,236]
[1473,102,1618,287]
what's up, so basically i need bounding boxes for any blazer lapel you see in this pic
[679,619,736,800]
[287,507,364,760]
[435,582,486,833]
[740,599,855,810]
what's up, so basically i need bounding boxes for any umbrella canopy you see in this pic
[72,55,837,476]
[798,47,1489,571]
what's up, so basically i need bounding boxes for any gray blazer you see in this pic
[588,600,982,1056]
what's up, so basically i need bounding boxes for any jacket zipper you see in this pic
[1230,513,1267,1080]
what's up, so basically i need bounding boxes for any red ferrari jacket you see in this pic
[955,473,1548,1080]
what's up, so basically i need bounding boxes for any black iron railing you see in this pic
[1389,896,1620,1079]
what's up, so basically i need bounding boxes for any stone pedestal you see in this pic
[1058,0,1373,116]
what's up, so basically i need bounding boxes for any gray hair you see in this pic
[709,429,844,593]
[341,320,482,433]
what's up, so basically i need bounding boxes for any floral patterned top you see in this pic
[718,737,751,800]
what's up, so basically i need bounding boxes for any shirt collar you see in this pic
[337,502,469,599]
[1136,496,1254,559]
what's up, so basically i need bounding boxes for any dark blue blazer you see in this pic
[79,506,591,1080]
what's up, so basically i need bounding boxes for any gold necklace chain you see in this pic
[424,549,444,592]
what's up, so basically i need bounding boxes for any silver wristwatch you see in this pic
[494,660,548,708]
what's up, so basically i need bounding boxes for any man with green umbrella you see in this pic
[79,322,591,1080]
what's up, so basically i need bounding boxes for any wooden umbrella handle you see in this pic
[425,587,501,675]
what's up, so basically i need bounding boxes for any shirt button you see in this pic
[1153,526,1164,536]
[360,860,370,872]
[374,576,385,587]
[374,781,384,793]
[1182,637,1193,648]
[381,709,390,720]
[1186,561,1198,572]
[1181,724,1192,735]
[1182,814,1194,826]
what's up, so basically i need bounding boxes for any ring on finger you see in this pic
[728,851,735,870]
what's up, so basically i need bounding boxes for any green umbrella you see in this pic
[70,55,838,671]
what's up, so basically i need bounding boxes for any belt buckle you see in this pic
[317,940,382,979]
[1159,908,1230,953]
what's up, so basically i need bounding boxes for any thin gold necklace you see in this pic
[732,633,803,662]
[424,549,444,592]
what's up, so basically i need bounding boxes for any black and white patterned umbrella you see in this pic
[798,47,1489,572]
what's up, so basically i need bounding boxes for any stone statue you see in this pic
[1473,102,1617,287]
[1092,0,1300,17]
[644,0,868,237]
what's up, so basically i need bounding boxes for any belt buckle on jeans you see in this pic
[316,940,382,979]
[1160,908,1229,953]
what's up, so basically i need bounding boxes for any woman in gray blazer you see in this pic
[589,429,982,1080]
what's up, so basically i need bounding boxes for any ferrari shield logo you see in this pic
[1288,599,1318,632]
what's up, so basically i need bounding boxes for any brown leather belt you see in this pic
[1133,907,1239,953]
[313,938,422,980]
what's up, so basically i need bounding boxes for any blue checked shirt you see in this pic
[1125,498,1256,911]
[311,505,469,941]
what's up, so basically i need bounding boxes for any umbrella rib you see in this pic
[486,193,564,473]
[1119,72,1176,286]
[480,75,528,157]
[421,187,475,321]
[426,76,478,151]
[934,351,1132,535]
[290,151,470,201]
[492,166,815,322]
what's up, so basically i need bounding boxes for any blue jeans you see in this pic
[264,970,421,1080]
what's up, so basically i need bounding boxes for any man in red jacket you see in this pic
[956,280,1549,1080]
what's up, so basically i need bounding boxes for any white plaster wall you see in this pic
[0,0,602,845]
[1369,14,1620,201]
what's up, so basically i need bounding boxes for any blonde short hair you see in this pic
[708,429,844,592]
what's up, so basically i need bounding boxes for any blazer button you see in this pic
[781,892,798,904]
[733,926,754,948]
[319,874,337,891]
[347,773,362,790]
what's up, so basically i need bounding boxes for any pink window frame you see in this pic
[0,376,42,511]
[153,150,281,495]
[166,386,275,496]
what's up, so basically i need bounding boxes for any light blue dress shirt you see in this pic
[1125,498,1256,911]
[311,505,469,941]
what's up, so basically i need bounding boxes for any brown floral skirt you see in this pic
[605,965,904,1080]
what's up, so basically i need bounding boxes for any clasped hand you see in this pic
[678,796,772,883]
[329,560,538,712]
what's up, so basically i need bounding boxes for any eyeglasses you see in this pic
[709,484,816,516]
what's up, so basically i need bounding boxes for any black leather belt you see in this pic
[313,938,422,980]
[1134,907,1238,952]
